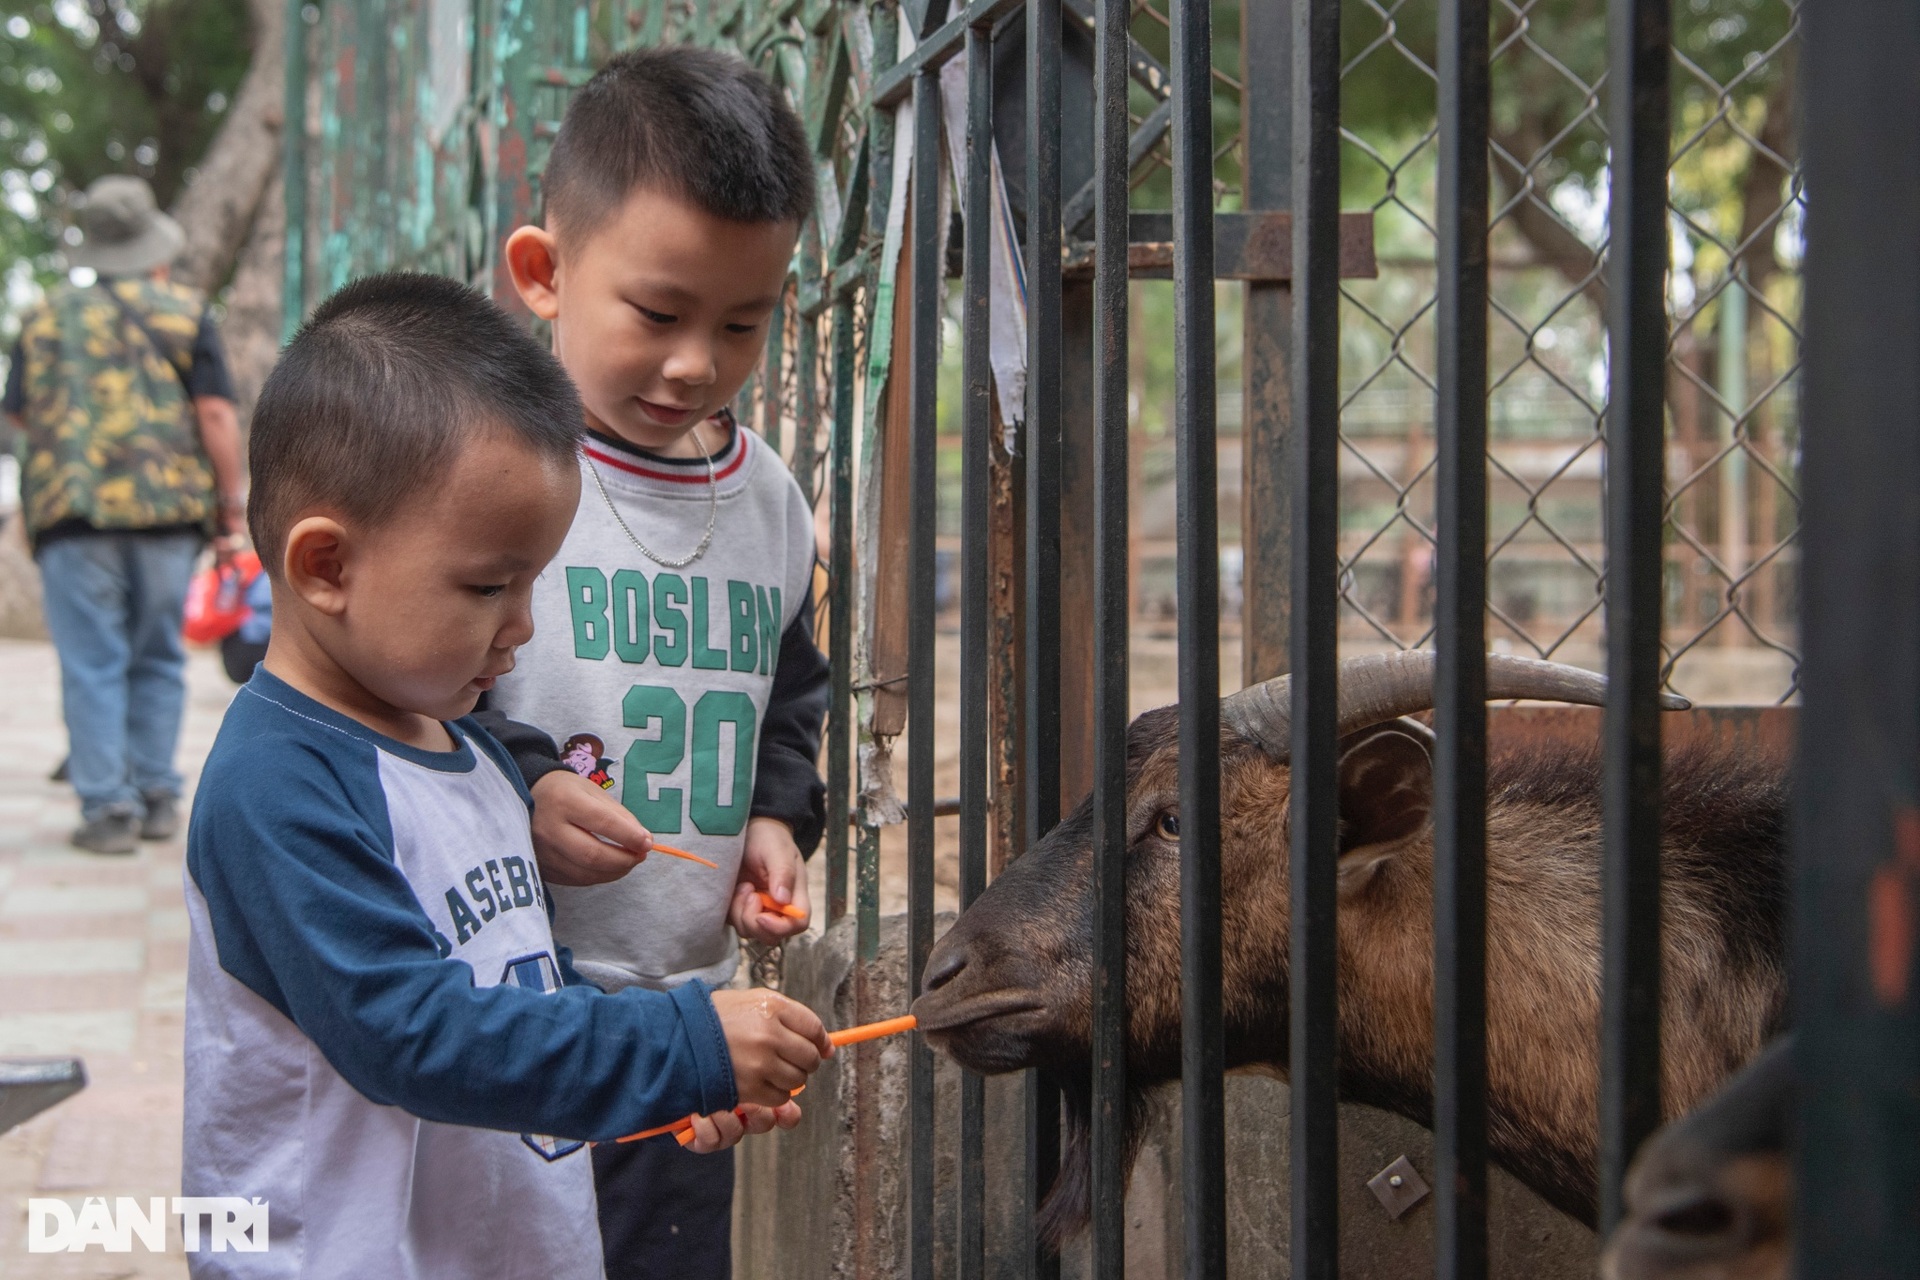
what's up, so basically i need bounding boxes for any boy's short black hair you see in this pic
[542,46,814,246]
[249,272,583,569]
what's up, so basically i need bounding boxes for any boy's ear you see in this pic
[282,516,352,617]
[504,226,563,322]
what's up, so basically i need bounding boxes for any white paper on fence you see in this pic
[938,51,1029,451]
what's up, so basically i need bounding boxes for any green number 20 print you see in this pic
[619,684,759,837]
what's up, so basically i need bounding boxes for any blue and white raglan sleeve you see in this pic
[186,738,736,1140]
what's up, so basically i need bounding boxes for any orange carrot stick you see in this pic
[609,1015,918,1144]
[755,892,808,921]
[645,841,718,869]
[828,1013,917,1047]
[614,1116,694,1143]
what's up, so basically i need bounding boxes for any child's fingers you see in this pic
[772,994,834,1059]
[737,1104,783,1136]
[577,796,653,857]
[771,1099,804,1130]
[783,875,812,923]
[739,903,809,946]
[750,1057,811,1100]
[683,1108,745,1154]
[681,1112,721,1152]
[536,824,646,887]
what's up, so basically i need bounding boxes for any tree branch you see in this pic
[220,173,283,423]
[1491,120,1609,312]
[168,0,284,294]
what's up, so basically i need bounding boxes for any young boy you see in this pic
[475,48,829,1280]
[183,274,832,1279]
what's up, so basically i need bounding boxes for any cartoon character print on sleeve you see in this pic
[560,733,616,791]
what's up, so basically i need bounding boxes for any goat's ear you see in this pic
[1335,721,1434,897]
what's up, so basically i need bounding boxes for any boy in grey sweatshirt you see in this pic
[471,48,827,1280]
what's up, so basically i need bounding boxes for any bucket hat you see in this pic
[68,175,185,276]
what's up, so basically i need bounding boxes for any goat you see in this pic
[1603,1035,1791,1280]
[911,653,1790,1241]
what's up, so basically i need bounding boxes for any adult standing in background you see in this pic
[2,175,246,854]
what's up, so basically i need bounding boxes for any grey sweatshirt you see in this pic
[485,422,822,993]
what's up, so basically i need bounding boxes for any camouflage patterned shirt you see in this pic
[4,277,233,547]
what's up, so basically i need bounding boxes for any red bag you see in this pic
[183,551,263,645]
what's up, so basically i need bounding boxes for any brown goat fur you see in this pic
[912,706,1790,1241]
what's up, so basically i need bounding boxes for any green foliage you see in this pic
[0,0,252,310]
[1338,0,1796,214]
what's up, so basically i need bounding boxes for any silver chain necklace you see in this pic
[585,421,719,569]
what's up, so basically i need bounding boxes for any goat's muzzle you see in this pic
[911,925,1059,1075]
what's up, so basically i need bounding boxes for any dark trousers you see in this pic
[593,1132,734,1280]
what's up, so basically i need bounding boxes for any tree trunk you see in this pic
[169,0,285,296]
[221,175,284,423]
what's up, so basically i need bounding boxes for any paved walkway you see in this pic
[0,639,235,1278]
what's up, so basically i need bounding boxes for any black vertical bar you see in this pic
[1089,0,1130,1271]
[1289,0,1341,1274]
[1599,0,1669,1236]
[958,24,993,1280]
[908,48,946,1280]
[1026,0,1063,842]
[1169,0,1222,1274]
[1025,0,1065,1276]
[827,290,856,926]
[1433,0,1489,1273]
[1797,1,1920,1272]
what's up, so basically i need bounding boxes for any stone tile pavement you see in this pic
[0,639,237,1278]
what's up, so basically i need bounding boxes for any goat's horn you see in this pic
[1219,652,1691,760]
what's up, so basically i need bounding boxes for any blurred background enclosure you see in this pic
[0,0,1803,703]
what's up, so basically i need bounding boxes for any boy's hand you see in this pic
[680,1099,804,1154]
[728,817,810,944]
[710,989,832,1108]
[529,770,653,887]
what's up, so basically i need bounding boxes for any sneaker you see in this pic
[139,794,180,842]
[72,811,138,855]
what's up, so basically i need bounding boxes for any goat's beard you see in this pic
[1035,1075,1157,1248]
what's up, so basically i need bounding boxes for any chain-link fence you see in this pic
[1330,0,1801,703]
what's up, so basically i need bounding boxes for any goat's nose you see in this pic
[922,945,968,992]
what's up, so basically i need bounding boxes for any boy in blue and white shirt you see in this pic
[183,274,832,1279]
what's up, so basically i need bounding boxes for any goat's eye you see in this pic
[1155,812,1180,840]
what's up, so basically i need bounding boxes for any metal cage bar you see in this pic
[1432,0,1491,1273]
[1795,0,1920,1270]
[827,289,856,927]
[907,18,948,1278]
[1290,0,1343,1274]
[1599,0,1672,1235]
[1024,1,1066,1275]
[1088,0,1131,1272]
[957,21,995,1280]
[1169,0,1224,1272]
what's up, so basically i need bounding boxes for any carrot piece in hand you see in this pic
[645,841,719,869]
[755,892,807,921]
